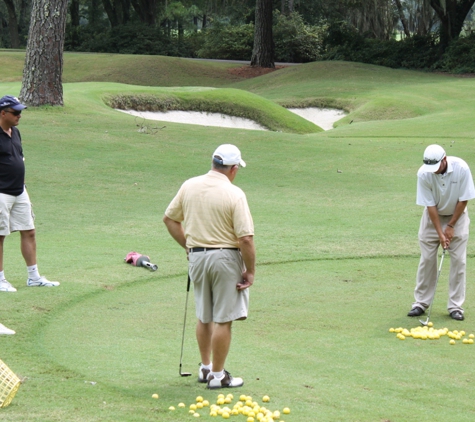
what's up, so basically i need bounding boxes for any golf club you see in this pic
[420,248,447,326]
[179,274,192,377]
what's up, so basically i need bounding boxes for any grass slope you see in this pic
[0,52,475,421]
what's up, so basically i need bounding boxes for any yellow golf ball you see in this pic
[178,402,185,407]
[262,395,270,403]
[151,393,159,399]
[283,407,291,414]
[168,406,175,411]
[450,339,456,345]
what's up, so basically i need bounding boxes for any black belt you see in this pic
[189,247,239,252]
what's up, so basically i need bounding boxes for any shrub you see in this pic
[434,34,475,73]
[65,22,194,57]
[322,21,439,70]
[273,11,327,63]
[196,22,254,60]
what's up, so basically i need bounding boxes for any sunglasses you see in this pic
[423,157,444,165]
[4,109,21,116]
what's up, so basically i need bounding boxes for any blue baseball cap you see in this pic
[0,95,27,111]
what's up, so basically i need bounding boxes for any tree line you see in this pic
[2,0,475,52]
[4,0,475,108]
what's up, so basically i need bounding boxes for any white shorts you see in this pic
[189,248,249,324]
[0,189,35,236]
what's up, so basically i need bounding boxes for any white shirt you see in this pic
[417,156,475,215]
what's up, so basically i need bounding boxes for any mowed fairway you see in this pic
[1,51,475,421]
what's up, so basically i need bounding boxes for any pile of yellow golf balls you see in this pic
[165,393,291,421]
[389,323,475,345]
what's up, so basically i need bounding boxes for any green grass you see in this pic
[1,51,475,421]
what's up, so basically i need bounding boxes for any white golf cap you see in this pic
[213,144,246,167]
[420,144,446,173]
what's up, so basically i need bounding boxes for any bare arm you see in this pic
[237,235,255,290]
[163,215,187,250]
[427,206,448,249]
[444,200,468,245]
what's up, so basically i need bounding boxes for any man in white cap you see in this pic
[0,95,60,292]
[408,144,475,321]
[163,144,255,389]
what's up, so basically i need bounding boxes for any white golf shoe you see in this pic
[0,323,15,335]
[0,279,17,292]
[207,370,244,389]
[27,276,60,287]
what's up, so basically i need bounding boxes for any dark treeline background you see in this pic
[2,0,475,73]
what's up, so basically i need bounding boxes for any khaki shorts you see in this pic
[0,189,35,236]
[189,248,249,324]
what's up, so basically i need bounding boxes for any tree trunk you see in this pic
[70,0,80,26]
[3,0,20,48]
[250,0,274,68]
[20,0,68,106]
[102,0,120,27]
[131,0,157,25]
[394,0,410,37]
[430,0,475,49]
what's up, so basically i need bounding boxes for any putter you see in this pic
[420,248,447,326]
[179,274,192,377]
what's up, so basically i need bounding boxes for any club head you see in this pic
[180,372,192,377]
[419,318,429,326]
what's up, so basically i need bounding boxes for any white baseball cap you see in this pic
[420,144,446,173]
[213,144,246,167]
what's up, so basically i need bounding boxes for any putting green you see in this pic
[38,255,455,392]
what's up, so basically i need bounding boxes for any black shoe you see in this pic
[407,306,424,317]
[450,310,464,321]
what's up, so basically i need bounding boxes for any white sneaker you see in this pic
[0,323,15,335]
[27,276,60,287]
[207,370,244,389]
[0,279,17,292]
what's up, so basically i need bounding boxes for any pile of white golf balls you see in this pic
[153,392,292,421]
[389,323,475,344]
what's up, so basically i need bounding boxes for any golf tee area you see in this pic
[2,51,475,421]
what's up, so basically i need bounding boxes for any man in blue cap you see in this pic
[0,95,60,292]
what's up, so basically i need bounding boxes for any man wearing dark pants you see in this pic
[0,95,60,293]
[163,144,255,389]
[408,144,475,321]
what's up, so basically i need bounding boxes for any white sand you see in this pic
[117,110,267,131]
[117,107,346,131]
[287,107,347,131]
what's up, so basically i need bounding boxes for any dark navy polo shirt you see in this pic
[0,126,25,196]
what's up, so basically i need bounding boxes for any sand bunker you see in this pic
[287,108,347,131]
[117,107,346,131]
